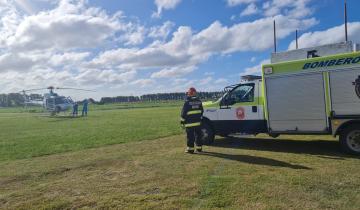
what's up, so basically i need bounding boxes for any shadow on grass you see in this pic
[211,137,357,159]
[200,151,311,169]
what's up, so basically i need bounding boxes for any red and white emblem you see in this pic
[236,107,245,120]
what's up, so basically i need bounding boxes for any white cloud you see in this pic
[0,0,320,97]
[0,53,36,72]
[0,0,156,96]
[173,78,187,85]
[152,0,182,18]
[89,15,317,81]
[151,66,196,78]
[6,0,122,52]
[240,3,259,17]
[149,21,175,40]
[0,1,22,47]
[227,0,257,7]
[189,15,317,54]
[204,72,215,76]
[131,79,155,87]
[14,0,37,14]
[288,22,360,50]
[0,68,76,93]
[120,25,146,46]
[199,76,213,86]
[49,52,90,66]
[241,59,270,76]
[263,0,313,18]
[215,78,228,84]
[76,69,137,86]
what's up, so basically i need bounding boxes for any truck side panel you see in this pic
[329,67,360,116]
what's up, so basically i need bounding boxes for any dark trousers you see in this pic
[82,106,88,116]
[72,106,78,116]
[186,126,202,148]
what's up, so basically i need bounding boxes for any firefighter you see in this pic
[181,87,204,154]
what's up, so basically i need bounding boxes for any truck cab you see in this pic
[201,76,267,144]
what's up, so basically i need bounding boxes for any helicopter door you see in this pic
[46,98,55,111]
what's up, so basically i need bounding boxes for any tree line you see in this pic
[0,93,43,107]
[99,92,223,104]
[0,92,224,107]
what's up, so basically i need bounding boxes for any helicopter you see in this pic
[21,86,94,115]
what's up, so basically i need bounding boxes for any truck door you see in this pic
[216,82,266,134]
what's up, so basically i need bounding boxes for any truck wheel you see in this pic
[201,122,215,145]
[340,125,360,155]
[269,133,280,138]
[219,133,229,138]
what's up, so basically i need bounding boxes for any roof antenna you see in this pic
[273,20,277,53]
[344,0,348,42]
[296,29,299,49]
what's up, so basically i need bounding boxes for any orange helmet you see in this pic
[187,87,197,96]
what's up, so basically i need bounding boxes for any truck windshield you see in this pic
[225,83,255,105]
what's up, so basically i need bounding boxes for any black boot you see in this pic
[185,147,194,154]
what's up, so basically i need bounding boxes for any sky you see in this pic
[1,0,360,100]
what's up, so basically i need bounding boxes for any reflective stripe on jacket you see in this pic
[181,96,203,128]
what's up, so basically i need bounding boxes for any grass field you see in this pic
[0,102,182,161]
[1,103,359,209]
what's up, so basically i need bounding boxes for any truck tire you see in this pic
[219,133,230,138]
[201,122,215,145]
[340,124,360,155]
[269,133,280,138]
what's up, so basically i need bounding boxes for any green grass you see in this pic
[0,102,359,209]
[0,103,182,161]
[0,136,359,210]
[0,106,43,113]
[0,101,184,113]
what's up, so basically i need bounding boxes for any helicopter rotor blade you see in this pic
[20,88,48,93]
[55,87,96,92]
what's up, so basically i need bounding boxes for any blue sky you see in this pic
[1,0,360,100]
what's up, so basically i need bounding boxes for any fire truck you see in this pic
[201,42,360,155]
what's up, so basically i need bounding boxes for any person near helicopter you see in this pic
[72,102,79,117]
[82,99,89,116]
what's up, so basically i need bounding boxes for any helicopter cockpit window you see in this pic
[222,84,255,106]
[55,97,65,104]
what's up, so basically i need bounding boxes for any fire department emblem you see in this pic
[236,107,245,120]
[353,76,360,99]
